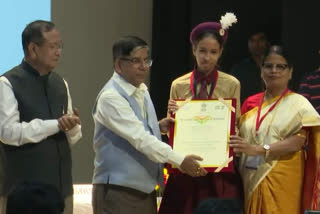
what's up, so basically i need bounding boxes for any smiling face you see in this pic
[115,46,150,87]
[261,53,292,90]
[192,36,223,75]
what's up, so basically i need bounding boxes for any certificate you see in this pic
[167,98,236,173]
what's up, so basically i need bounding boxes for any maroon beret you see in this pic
[190,22,228,44]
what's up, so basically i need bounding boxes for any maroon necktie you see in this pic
[198,79,208,99]
[194,68,216,99]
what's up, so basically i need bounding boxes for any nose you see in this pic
[55,48,62,56]
[139,60,150,70]
[271,65,278,72]
[203,53,210,61]
[137,62,147,71]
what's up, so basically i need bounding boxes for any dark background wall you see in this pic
[151,0,320,118]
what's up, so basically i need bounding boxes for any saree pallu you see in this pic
[239,92,320,214]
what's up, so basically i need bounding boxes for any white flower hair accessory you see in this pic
[219,12,237,36]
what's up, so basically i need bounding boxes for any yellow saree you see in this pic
[239,92,320,214]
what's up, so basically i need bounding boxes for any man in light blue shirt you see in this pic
[92,36,207,214]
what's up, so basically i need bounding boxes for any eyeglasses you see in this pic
[120,57,153,67]
[47,42,63,51]
[35,41,63,51]
[262,63,288,72]
[36,42,63,51]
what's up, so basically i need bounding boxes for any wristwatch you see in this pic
[263,144,270,158]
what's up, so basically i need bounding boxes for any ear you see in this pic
[192,44,197,56]
[114,58,122,74]
[27,42,37,59]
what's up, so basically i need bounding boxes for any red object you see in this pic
[190,69,218,99]
[255,88,289,134]
[241,92,264,114]
[198,80,208,99]
[190,22,228,44]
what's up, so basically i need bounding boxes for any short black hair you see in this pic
[22,20,56,54]
[6,181,65,214]
[112,36,148,62]
[193,198,243,214]
[248,31,267,41]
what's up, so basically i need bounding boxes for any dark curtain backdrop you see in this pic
[151,0,192,118]
[150,0,284,118]
[282,0,320,90]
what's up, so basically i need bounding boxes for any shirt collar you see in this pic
[113,71,148,96]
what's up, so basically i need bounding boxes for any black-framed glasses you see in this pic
[120,57,153,67]
[262,63,288,72]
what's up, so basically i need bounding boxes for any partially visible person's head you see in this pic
[260,45,293,90]
[22,20,62,72]
[248,32,268,58]
[112,36,151,87]
[193,198,243,214]
[190,13,237,74]
[6,181,65,214]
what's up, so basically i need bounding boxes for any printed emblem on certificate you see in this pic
[168,98,236,173]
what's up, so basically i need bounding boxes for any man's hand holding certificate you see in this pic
[159,116,208,177]
[168,98,236,173]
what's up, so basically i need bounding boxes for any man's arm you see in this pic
[95,89,207,177]
[94,89,185,166]
[0,77,60,146]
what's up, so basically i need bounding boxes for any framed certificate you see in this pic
[167,98,236,173]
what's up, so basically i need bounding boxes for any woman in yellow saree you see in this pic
[229,45,320,214]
